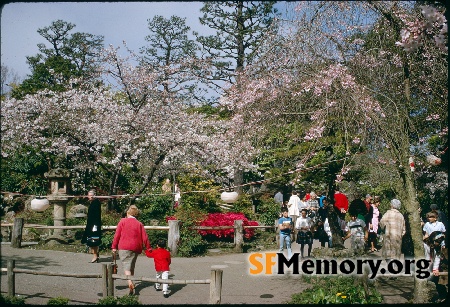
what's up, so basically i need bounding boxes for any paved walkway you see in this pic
[1,240,415,305]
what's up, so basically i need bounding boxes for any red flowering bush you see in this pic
[197,212,259,239]
[166,216,176,222]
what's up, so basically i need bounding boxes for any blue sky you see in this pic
[1,1,291,88]
[1,2,215,80]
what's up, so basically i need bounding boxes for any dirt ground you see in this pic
[2,237,433,305]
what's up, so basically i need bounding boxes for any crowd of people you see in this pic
[80,187,446,301]
[276,188,447,302]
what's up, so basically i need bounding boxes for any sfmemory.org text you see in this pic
[248,253,431,279]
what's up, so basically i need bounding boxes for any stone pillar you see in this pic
[52,200,67,236]
[234,220,243,252]
[44,169,70,241]
[168,220,180,256]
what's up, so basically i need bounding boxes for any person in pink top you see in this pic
[111,205,151,295]
[146,239,172,298]
[367,196,382,252]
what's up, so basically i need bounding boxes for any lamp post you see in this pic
[30,197,50,212]
[220,191,239,204]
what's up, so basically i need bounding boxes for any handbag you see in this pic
[296,231,312,243]
[86,236,100,247]
[111,251,118,274]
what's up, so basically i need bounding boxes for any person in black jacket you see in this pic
[81,190,102,263]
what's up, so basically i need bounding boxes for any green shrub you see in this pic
[97,296,118,305]
[177,230,208,257]
[47,296,70,305]
[257,196,280,227]
[101,210,122,228]
[25,227,42,241]
[15,207,53,225]
[230,194,254,217]
[116,294,141,305]
[65,216,82,226]
[100,231,115,251]
[137,195,173,222]
[0,294,26,305]
[146,230,168,247]
[98,210,122,251]
[288,276,382,304]
[174,170,222,214]
[169,204,208,257]
[97,294,141,305]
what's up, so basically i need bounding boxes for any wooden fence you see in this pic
[1,260,223,304]
[1,218,277,255]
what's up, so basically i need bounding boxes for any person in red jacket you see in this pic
[146,239,172,298]
[333,187,349,218]
[334,187,349,236]
[112,205,151,295]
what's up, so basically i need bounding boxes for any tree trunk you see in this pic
[233,168,244,194]
[327,201,345,249]
[107,170,119,212]
[399,45,432,303]
[236,0,245,69]
[136,152,167,195]
[326,182,345,248]
[402,168,432,303]
[233,1,245,194]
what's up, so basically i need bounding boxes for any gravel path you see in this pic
[1,240,415,305]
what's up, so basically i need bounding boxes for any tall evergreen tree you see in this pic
[195,1,278,192]
[195,1,278,84]
[11,20,104,99]
[140,15,204,104]
[0,65,21,99]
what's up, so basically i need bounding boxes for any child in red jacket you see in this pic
[145,239,171,298]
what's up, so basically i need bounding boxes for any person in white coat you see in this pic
[174,183,181,209]
[287,191,301,241]
[423,211,446,260]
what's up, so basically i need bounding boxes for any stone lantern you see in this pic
[70,204,87,218]
[44,168,71,242]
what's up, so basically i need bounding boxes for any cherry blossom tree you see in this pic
[222,1,446,302]
[1,45,257,210]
